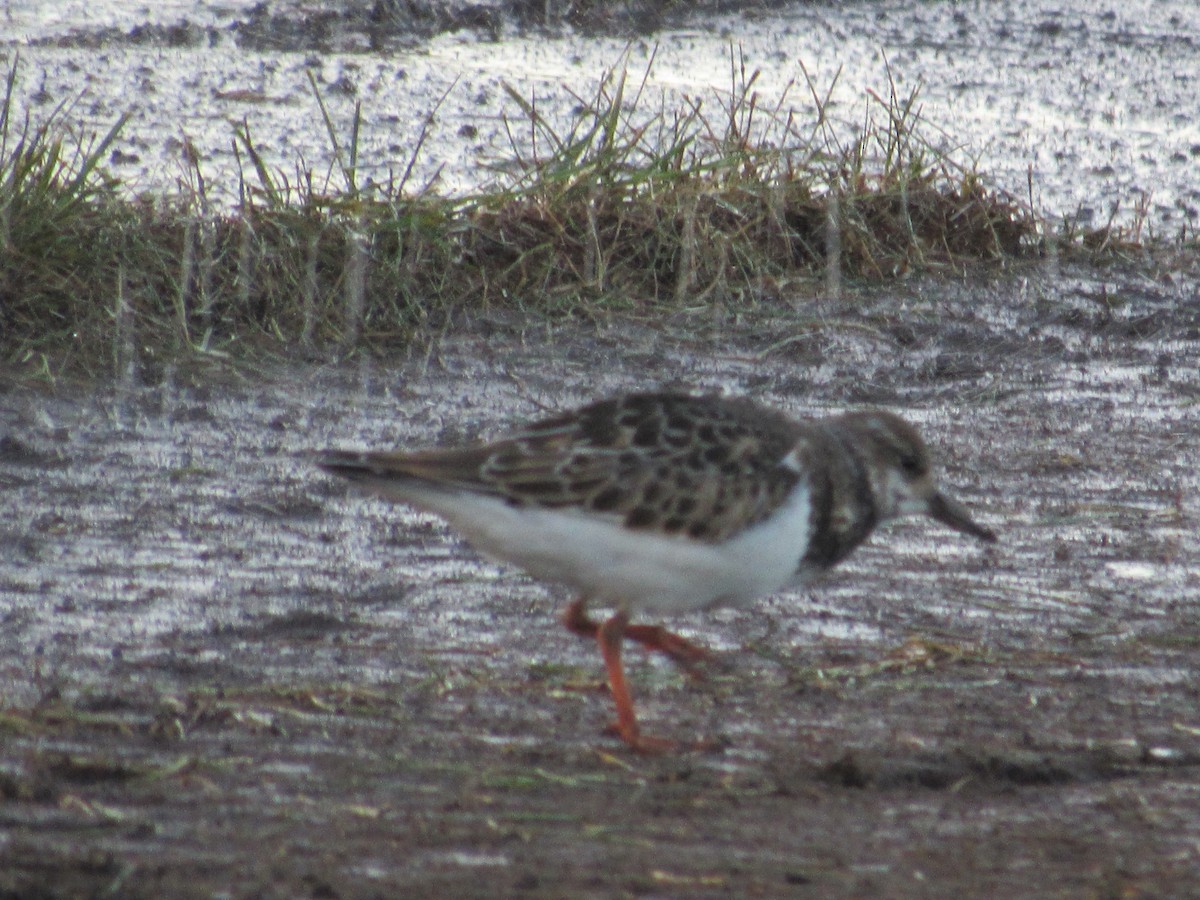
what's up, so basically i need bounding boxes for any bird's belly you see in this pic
[434,484,814,615]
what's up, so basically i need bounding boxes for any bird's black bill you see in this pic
[316,450,363,475]
[929,492,996,543]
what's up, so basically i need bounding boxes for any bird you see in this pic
[316,392,996,753]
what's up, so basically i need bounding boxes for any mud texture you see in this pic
[3,256,1200,897]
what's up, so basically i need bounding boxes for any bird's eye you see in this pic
[899,453,923,476]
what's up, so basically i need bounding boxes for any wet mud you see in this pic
[5,0,1200,895]
[3,256,1200,897]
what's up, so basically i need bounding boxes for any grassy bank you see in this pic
[1,53,1042,375]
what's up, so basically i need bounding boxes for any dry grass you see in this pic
[1,51,1052,375]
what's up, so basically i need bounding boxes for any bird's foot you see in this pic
[603,721,722,755]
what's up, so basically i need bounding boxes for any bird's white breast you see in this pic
[396,481,814,615]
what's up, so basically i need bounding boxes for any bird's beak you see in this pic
[928,491,996,543]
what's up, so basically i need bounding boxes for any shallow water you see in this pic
[2,257,1197,717]
[3,0,1199,229]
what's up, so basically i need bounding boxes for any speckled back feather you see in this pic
[374,393,806,542]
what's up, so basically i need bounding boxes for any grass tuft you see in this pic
[0,50,1050,374]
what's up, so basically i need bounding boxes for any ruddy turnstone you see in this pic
[318,392,995,753]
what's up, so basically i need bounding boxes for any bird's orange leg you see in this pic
[561,599,710,674]
[597,611,675,754]
[560,598,600,638]
[623,624,709,672]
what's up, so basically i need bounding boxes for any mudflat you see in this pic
[3,258,1199,897]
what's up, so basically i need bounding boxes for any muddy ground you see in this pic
[5,0,1200,896]
[2,254,1200,898]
